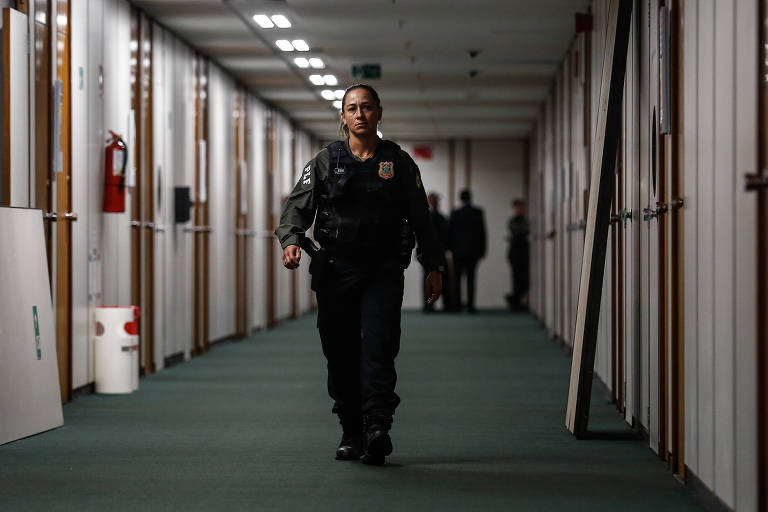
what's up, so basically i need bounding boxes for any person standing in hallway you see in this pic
[423,192,449,312]
[506,199,530,311]
[447,189,486,312]
[275,84,444,466]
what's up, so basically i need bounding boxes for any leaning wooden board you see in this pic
[566,0,633,437]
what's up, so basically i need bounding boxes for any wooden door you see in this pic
[32,0,53,276]
[192,55,210,354]
[666,0,685,476]
[53,0,73,403]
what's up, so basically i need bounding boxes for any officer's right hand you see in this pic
[283,245,301,269]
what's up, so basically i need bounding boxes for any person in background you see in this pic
[423,192,449,312]
[447,189,486,313]
[506,199,530,311]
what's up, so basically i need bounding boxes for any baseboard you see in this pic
[71,382,95,399]
[685,467,734,512]
[163,351,185,368]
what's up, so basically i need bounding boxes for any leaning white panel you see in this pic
[0,208,64,445]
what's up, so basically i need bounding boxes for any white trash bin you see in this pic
[94,307,137,394]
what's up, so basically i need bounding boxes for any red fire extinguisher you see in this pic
[103,130,128,213]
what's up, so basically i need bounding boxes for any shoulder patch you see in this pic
[302,164,312,185]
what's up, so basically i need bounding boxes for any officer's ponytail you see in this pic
[339,84,382,139]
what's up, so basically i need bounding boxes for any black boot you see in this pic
[336,414,363,461]
[361,416,393,466]
[336,431,363,460]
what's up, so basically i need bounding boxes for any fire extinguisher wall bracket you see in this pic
[103,131,128,213]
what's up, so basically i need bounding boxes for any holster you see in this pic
[299,234,330,292]
[308,248,331,292]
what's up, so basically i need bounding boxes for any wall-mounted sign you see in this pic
[413,145,433,160]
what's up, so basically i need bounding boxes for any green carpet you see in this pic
[0,311,705,511]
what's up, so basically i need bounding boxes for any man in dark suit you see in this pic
[448,189,486,312]
[424,192,449,311]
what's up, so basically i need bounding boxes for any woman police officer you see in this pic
[275,84,444,466]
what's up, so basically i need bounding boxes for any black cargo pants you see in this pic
[315,254,404,431]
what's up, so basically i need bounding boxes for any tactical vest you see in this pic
[314,140,408,252]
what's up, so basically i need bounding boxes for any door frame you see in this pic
[757,0,768,506]
[667,0,685,477]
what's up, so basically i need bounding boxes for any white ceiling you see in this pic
[130,0,589,140]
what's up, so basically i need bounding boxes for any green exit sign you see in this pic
[352,64,381,80]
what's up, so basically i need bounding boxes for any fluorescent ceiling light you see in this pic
[270,15,291,28]
[334,89,345,100]
[275,40,294,52]
[294,57,310,68]
[333,100,342,109]
[292,39,309,52]
[252,14,274,28]
[323,74,338,86]
[309,74,325,86]
[308,58,325,69]
[321,89,336,101]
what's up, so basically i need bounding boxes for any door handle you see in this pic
[183,225,212,233]
[43,212,57,222]
[130,220,141,228]
[62,212,78,221]
[642,207,657,222]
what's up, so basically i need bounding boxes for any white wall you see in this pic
[528,0,761,509]
[681,1,759,509]
[274,112,293,321]
[247,97,267,331]
[207,64,235,341]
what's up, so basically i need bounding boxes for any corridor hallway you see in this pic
[0,312,705,511]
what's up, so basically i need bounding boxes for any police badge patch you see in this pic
[378,161,394,179]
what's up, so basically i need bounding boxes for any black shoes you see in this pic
[361,429,393,466]
[336,432,363,460]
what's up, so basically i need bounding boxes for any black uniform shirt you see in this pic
[275,139,445,273]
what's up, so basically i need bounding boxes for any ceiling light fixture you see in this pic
[252,14,274,28]
[309,74,325,86]
[275,39,294,52]
[294,57,310,68]
[270,15,291,28]
[333,100,342,109]
[291,39,309,52]
[334,89,345,100]
[308,58,325,69]
[323,74,338,86]
[321,89,336,101]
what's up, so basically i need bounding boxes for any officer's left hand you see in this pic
[425,271,443,305]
